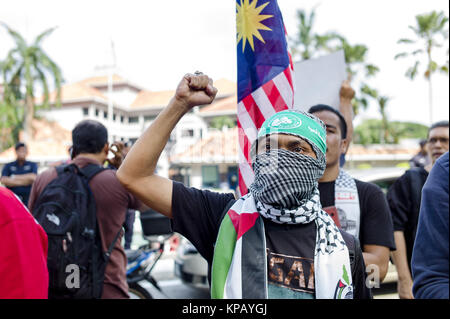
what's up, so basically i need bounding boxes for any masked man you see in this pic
[117,73,371,299]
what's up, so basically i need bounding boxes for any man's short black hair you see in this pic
[308,104,347,139]
[15,142,26,150]
[428,120,449,137]
[72,120,108,157]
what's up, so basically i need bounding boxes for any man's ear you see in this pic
[102,143,109,155]
[340,138,349,155]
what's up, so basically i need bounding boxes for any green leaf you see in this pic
[342,265,350,285]
[394,52,408,60]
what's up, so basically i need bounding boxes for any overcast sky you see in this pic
[0,0,448,126]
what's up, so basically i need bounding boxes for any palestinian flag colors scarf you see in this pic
[211,193,353,299]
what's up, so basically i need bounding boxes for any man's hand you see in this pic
[106,141,125,169]
[174,73,218,111]
[339,80,355,105]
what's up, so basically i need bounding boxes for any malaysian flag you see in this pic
[236,0,295,195]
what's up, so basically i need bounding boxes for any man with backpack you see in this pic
[387,120,449,299]
[117,72,371,299]
[28,119,144,299]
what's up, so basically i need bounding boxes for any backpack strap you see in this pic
[104,227,124,260]
[79,164,107,182]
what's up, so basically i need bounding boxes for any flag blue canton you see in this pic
[237,0,290,101]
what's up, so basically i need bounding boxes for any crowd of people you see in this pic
[0,72,448,299]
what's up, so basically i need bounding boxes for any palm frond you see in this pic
[33,26,58,46]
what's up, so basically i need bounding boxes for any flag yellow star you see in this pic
[236,0,273,52]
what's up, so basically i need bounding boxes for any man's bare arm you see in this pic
[339,80,355,153]
[117,73,218,218]
[391,231,414,299]
[363,245,390,282]
[1,174,36,187]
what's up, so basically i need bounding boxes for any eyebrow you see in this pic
[325,124,338,130]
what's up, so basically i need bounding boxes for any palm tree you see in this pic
[290,7,335,61]
[395,10,449,124]
[291,9,380,116]
[1,22,63,142]
[361,85,391,143]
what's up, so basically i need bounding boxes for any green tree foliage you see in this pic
[0,22,63,144]
[395,10,449,124]
[210,116,236,129]
[354,119,428,145]
[290,8,380,116]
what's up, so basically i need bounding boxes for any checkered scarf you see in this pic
[250,148,325,209]
[247,148,353,298]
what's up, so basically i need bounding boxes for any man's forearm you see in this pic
[0,176,32,187]
[118,97,188,180]
[363,250,389,281]
[392,231,413,281]
[339,100,354,148]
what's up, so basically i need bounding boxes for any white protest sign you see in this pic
[293,50,347,111]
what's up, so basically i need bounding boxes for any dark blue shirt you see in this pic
[412,152,449,299]
[1,160,38,205]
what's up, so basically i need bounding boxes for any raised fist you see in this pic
[174,73,218,110]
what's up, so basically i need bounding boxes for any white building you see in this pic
[32,74,237,178]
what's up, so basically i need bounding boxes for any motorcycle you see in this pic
[125,234,172,299]
[126,209,174,299]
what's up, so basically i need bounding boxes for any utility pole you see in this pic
[96,39,116,143]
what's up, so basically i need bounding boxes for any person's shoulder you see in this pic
[37,166,57,180]
[26,160,38,167]
[90,167,121,185]
[173,180,235,200]
[435,152,449,171]
[1,161,14,171]
[0,187,33,225]
[354,178,383,194]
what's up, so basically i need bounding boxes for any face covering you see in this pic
[249,148,325,209]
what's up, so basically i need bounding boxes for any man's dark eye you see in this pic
[265,144,271,151]
[292,147,303,153]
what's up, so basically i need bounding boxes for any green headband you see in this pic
[257,110,327,155]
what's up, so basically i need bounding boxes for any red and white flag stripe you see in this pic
[237,57,295,195]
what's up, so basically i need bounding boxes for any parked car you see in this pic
[174,237,209,290]
[174,167,406,291]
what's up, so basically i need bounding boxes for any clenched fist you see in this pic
[174,73,218,110]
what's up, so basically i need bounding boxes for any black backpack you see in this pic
[32,163,122,299]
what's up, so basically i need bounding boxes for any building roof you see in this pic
[199,95,237,115]
[214,78,236,97]
[36,81,108,105]
[0,119,72,161]
[170,127,420,164]
[130,90,175,109]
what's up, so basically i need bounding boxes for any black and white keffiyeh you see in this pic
[248,148,353,298]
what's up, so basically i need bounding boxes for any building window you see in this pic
[103,111,108,119]
[82,108,89,116]
[144,115,156,122]
[181,129,194,137]
[113,113,116,121]
[202,165,219,189]
[129,116,139,124]
[120,115,124,123]
[95,109,99,117]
